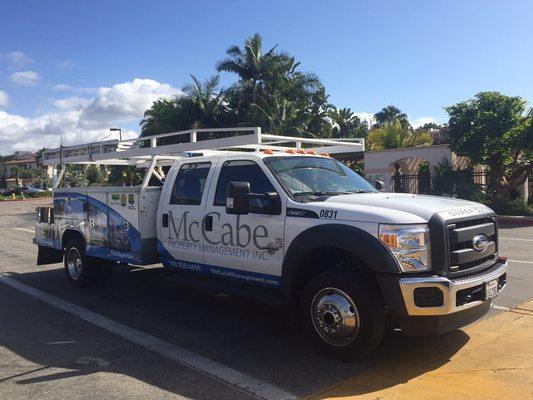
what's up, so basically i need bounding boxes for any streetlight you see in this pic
[110,128,122,141]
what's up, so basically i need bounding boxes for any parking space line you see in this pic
[509,259,533,264]
[13,227,34,233]
[492,304,510,311]
[500,237,533,242]
[0,275,296,400]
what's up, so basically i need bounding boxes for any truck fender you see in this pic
[61,229,86,251]
[281,223,400,298]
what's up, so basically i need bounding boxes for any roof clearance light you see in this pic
[297,149,306,154]
[319,152,330,157]
[305,150,317,155]
[262,149,274,154]
[286,149,298,154]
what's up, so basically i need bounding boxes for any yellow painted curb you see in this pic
[308,301,533,400]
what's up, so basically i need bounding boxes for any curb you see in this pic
[498,215,533,227]
[0,197,52,203]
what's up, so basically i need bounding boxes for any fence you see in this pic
[390,170,491,195]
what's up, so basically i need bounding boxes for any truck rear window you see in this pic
[170,162,211,205]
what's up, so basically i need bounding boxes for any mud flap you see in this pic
[37,245,63,265]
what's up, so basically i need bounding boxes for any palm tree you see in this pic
[374,105,410,129]
[216,33,279,103]
[183,74,224,117]
[367,119,410,150]
[329,107,365,138]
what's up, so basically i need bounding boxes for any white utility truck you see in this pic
[35,127,507,359]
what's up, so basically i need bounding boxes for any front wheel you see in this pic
[300,269,385,360]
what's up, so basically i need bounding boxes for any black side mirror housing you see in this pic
[226,182,251,215]
[374,180,385,191]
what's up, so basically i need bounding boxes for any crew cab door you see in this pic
[157,160,214,269]
[202,158,286,288]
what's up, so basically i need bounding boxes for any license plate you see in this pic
[485,279,499,300]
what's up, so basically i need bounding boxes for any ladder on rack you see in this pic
[42,127,365,167]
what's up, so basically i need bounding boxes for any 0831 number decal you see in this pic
[319,209,337,219]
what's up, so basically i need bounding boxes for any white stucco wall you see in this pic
[364,144,453,191]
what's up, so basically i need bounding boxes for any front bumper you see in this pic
[398,260,507,316]
[377,261,507,335]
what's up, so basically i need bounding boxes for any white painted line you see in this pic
[500,237,533,242]
[0,275,296,400]
[13,227,34,233]
[492,304,511,311]
[508,259,533,265]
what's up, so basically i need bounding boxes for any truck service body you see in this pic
[35,127,507,358]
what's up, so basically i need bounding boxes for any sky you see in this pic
[1,0,532,154]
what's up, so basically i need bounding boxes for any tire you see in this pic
[64,239,113,287]
[300,268,385,360]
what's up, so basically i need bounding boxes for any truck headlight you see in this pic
[378,224,430,272]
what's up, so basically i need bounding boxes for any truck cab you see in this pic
[35,128,508,359]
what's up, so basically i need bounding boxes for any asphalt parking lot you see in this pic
[0,199,532,400]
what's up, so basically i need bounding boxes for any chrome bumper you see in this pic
[399,262,507,316]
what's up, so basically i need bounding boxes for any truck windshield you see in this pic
[264,156,375,199]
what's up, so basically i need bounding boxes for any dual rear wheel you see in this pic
[64,239,113,287]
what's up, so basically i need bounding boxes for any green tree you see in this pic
[62,165,88,188]
[367,119,410,150]
[86,164,104,185]
[329,107,367,138]
[216,33,279,103]
[404,129,432,147]
[445,91,533,202]
[374,105,410,130]
[32,168,52,189]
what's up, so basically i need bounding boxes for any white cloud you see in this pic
[57,60,73,68]
[410,117,439,129]
[52,84,72,91]
[78,78,180,129]
[10,71,40,86]
[52,84,98,95]
[5,51,33,68]
[0,78,180,154]
[0,91,9,107]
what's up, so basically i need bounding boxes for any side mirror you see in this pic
[374,180,385,191]
[226,181,251,215]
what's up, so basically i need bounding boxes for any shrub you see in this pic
[493,198,531,215]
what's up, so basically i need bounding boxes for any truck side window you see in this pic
[214,160,276,208]
[170,162,211,205]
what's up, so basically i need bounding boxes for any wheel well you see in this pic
[62,229,85,250]
[293,247,383,302]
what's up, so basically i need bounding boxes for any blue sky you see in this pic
[1,0,532,153]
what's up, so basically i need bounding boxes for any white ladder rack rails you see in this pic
[43,127,365,167]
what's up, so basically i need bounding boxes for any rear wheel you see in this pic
[64,239,113,287]
[300,269,385,360]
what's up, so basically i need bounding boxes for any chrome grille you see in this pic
[447,217,497,276]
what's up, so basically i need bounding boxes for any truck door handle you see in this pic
[204,215,213,231]
[162,213,169,228]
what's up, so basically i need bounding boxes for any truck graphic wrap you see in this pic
[157,240,281,287]
[53,192,142,264]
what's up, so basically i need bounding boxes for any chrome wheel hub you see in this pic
[67,248,82,280]
[311,287,359,346]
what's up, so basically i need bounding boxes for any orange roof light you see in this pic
[286,149,298,154]
[319,152,330,157]
[297,149,306,154]
[305,150,317,155]
[262,149,274,154]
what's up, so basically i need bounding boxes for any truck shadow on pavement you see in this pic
[1,266,470,399]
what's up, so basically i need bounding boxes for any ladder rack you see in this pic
[42,127,365,167]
